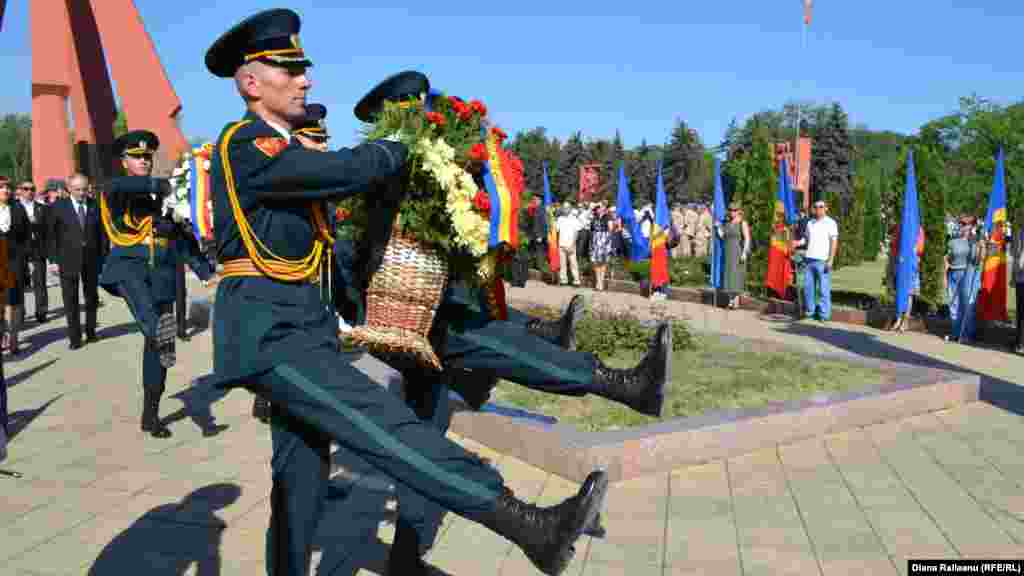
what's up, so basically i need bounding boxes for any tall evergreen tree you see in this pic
[724,126,776,292]
[663,120,700,204]
[558,132,586,202]
[833,174,866,269]
[809,103,853,206]
[887,141,946,309]
[862,170,883,261]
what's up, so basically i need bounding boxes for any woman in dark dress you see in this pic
[589,204,614,290]
[0,179,27,354]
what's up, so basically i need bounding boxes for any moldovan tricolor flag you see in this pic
[977,148,1009,322]
[764,158,794,298]
[542,161,559,273]
[649,160,671,289]
[803,0,813,25]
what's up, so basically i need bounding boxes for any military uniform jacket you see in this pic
[99,177,179,304]
[211,112,406,389]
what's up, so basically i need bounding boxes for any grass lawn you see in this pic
[491,336,890,432]
[831,256,1017,316]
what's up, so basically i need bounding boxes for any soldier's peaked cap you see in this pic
[114,130,159,157]
[354,71,430,123]
[205,8,311,78]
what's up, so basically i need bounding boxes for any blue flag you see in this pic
[541,161,553,238]
[780,159,797,225]
[895,149,921,316]
[616,164,650,261]
[710,158,726,289]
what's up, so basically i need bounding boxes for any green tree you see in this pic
[0,114,32,183]
[558,132,586,202]
[862,171,883,261]
[810,103,853,206]
[888,142,946,309]
[663,120,704,204]
[833,174,865,268]
[725,125,776,293]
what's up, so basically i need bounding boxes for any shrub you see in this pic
[669,257,707,286]
[574,303,694,360]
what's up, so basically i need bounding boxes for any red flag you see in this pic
[764,201,793,298]
[803,0,813,25]
[546,207,560,273]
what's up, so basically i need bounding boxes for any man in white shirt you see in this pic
[792,200,839,320]
[556,208,583,286]
[17,182,50,324]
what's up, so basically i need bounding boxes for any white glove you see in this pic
[382,132,403,143]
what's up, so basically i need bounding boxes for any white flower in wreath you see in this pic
[173,202,191,224]
[203,159,211,171]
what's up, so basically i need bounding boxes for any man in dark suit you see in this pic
[16,181,49,324]
[0,180,29,354]
[49,173,106,349]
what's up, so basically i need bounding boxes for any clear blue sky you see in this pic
[1,1,1021,149]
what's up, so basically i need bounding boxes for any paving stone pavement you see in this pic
[2,280,1024,575]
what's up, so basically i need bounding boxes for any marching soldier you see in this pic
[99,131,211,439]
[205,10,606,576]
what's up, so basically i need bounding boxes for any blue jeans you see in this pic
[947,269,965,327]
[804,259,831,319]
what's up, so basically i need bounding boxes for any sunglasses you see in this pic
[18,186,34,191]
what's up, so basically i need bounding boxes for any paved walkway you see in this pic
[1,280,1023,575]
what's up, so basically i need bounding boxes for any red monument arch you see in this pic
[1,0,187,185]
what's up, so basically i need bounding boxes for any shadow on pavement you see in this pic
[7,393,63,441]
[165,374,230,437]
[780,322,1024,417]
[6,358,58,390]
[87,483,240,575]
[20,321,139,358]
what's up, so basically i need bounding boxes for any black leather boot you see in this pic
[388,519,430,576]
[444,367,497,411]
[592,322,671,417]
[252,395,271,424]
[479,470,608,576]
[156,312,177,368]
[141,390,172,439]
[526,295,584,350]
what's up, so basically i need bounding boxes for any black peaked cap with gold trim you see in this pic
[294,103,328,141]
[114,130,159,157]
[354,71,430,122]
[205,8,311,78]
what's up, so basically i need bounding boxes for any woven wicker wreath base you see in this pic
[347,326,442,371]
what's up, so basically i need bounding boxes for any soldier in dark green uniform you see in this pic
[205,10,606,576]
[99,131,212,438]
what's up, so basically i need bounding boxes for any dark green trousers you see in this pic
[118,278,170,399]
[443,311,598,396]
[256,346,502,575]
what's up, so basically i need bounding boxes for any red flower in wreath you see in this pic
[425,111,446,127]
[452,100,473,122]
[490,126,507,142]
[336,206,351,221]
[469,143,489,163]
[469,100,487,117]
[472,189,491,213]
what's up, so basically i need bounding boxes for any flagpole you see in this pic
[794,18,807,209]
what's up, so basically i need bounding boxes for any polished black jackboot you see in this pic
[387,519,430,576]
[480,470,608,576]
[592,322,672,417]
[525,294,584,350]
[252,395,271,424]
[444,367,498,411]
[141,389,172,439]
